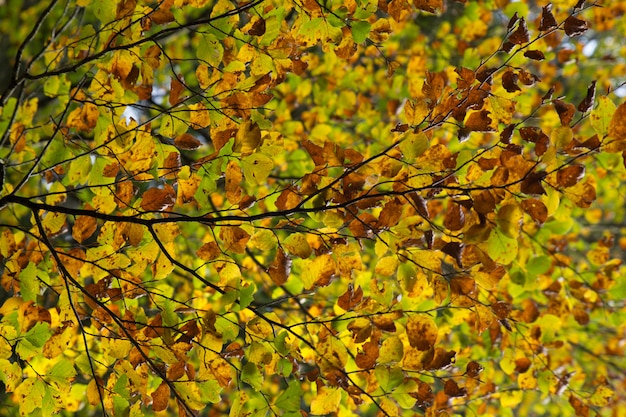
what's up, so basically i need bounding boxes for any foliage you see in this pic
[0,0,625,416]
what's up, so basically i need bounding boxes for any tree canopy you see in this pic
[0,0,625,416]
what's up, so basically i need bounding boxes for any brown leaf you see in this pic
[167,362,186,381]
[554,99,576,125]
[465,361,483,378]
[372,315,397,332]
[424,347,456,370]
[519,127,548,143]
[521,198,548,224]
[557,164,585,187]
[337,284,363,311]
[450,276,476,299]
[414,0,443,13]
[140,184,176,211]
[500,124,515,144]
[441,242,464,267]
[355,340,379,369]
[444,379,467,398]
[472,190,496,215]
[509,17,529,44]
[476,67,496,83]
[577,80,596,113]
[491,301,511,320]
[542,86,556,102]
[415,380,434,408]
[518,69,539,86]
[455,66,475,89]
[507,12,520,31]
[248,17,266,36]
[502,70,521,93]
[539,4,558,31]
[406,315,438,351]
[569,394,590,417]
[499,41,515,53]
[103,162,120,177]
[443,203,465,231]
[268,249,291,285]
[169,76,185,106]
[116,0,137,18]
[377,198,404,228]
[174,133,201,150]
[521,171,547,195]
[422,71,445,106]
[515,357,532,373]
[465,110,495,132]
[524,50,545,61]
[197,241,221,261]
[564,16,588,37]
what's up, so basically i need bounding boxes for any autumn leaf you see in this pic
[2,1,625,417]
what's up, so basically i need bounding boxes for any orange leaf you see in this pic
[609,103,626,140]
[225,161,243,204]
[174,133,201,150]
[465,110,495,132]
[140,184,176,211]
[169,76,185,106]
[268,249,291,285]
[219,226,250,254]
[337,284,363,311]
[355,340,379,369]
[72,216,97,243]
[151,381,170,412]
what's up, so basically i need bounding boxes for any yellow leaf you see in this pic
[608,102,626,140]
[404,98,429,125]
[518,371,537,389]
[375,256,399,276]
[42,212,66,234]
[496,203,523,239]
[283,233,312,258]
[500,390,523,407]
[406,315,438,351]
[378,336,404,365]
[311,386,342,415]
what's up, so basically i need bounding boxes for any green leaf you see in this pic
[399,130,429,160]
[525,255,551,276]
[242,153,273,184]
[276,380,303,412]
[590,96,616,137]
[197,34,224,67]
[241,362,263,391]
[351,21,372,44]
[24,322,51,348]
[19,262,39,302]
[486,228,518,265]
